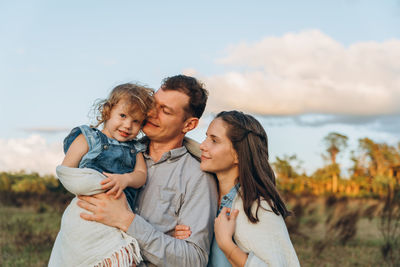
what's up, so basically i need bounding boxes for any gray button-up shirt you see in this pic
[127,146,218,266]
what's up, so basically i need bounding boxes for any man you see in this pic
[78,75,218,266]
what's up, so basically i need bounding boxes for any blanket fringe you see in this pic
[94,233,142,267]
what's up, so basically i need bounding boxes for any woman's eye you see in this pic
[120,113,126,118]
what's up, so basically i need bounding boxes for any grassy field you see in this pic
[286,197,385,266]
[0,204,61,266]
[0,196,395,266]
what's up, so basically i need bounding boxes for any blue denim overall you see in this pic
[64,125,145,209]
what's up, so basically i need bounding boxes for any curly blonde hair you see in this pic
[94,83,154,127]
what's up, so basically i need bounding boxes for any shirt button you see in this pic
[223,196,228,201]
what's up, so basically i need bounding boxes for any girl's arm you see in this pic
[61,134,89,168]
[101,152,147,198]
[125,152,147,188]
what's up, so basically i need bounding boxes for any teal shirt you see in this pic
[208,184,240,267]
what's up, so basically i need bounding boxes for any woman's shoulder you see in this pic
[232,193,289,247]
[233,194,300,266]
[233,191,274,213]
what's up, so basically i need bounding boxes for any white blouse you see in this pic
[232,194,300,267]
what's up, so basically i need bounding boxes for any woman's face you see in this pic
[200,118,238,177]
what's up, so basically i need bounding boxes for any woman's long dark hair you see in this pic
[216,111,291,223]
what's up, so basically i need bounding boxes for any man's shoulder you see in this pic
[183,137,201,161]
[180,153,216,188]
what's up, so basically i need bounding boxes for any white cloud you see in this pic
[200,30,400,115]
[0,135,63,175]
[22,127,70,134]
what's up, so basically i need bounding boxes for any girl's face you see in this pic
[200,118,239,177]
[102,100,142,142]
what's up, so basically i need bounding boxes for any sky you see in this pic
[1,0,400,175]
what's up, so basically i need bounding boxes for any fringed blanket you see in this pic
[48,165,142,267]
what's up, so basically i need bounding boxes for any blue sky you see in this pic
[1,1,400,175]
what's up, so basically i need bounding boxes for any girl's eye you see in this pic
[163,109,171,115]
[120,114,126,118]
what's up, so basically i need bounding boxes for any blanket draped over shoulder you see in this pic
[48,165,142,267]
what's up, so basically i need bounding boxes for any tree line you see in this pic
[274,132,400,197]
[0,132,399,198]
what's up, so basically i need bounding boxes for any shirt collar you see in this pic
[223,183,240,202]
[144,146,188,163]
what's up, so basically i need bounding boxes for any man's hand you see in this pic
[77,192,135,232]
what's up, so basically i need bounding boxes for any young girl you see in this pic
[49,83,154,267]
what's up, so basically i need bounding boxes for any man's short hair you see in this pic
[161,75,208,119]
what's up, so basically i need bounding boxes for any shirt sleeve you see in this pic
[78,125,98,151]
[63,125,98,153]
[127,171,218,266]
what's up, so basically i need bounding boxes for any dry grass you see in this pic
[0,195,397,266]
[286,196,386,266]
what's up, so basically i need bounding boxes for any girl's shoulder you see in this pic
[124,139,147,154]
[63,125,100,154]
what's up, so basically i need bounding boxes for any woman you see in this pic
[176,110,300,267]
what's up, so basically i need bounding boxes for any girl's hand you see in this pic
[173,225,192,239]
[214,207,239,251]
[100,172,128,199]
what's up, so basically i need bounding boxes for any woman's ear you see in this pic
[182,117,199,134]
[232,149,239,165]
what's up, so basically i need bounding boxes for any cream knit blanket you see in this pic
[48,165,142,267]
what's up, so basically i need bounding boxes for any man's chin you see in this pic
[142,125,158,137]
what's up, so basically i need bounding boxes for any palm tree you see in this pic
[324,132,348,193]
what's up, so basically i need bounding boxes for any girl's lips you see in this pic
[119,130,129,137]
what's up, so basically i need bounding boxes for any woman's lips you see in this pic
[201,155,211,161]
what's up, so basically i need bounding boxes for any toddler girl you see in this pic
[49,83,154,267]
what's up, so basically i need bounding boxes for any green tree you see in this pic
[272,155,308,193]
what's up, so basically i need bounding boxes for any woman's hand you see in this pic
[214,207,239,251]
[215,207,248,267]
[77,192,134,232]
[173,225,192,239]
[100,172,128,198]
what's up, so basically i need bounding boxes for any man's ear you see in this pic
[182,117,199,134]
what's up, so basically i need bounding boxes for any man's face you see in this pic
[143,88,190,143]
